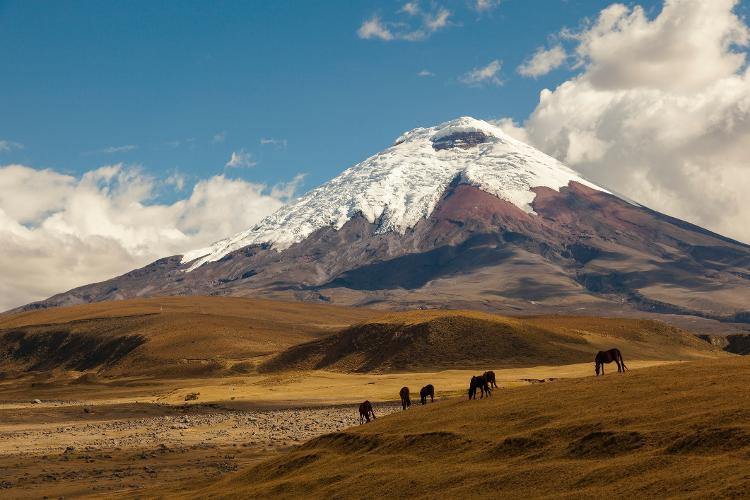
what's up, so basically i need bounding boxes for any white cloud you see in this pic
[518,45,567,77]
[460,59,503,86]
[84,145,138,155]
[491,118,530,143]
[400,2,419,16]
[225,149,256,168]
[0,140,23,152]
[423,8,450,32]
[260,137,288,148]
[417,69,435,77]
[165,171,187,191]
[357,16,395,41]
[357,5,451,41]
[0,163,301,310]
[164,138,196,149]
[212,131,227,144]
[511,0,750,244]
[474,0,500,13]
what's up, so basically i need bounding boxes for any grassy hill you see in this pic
[262,310,721,373]
[199,356,750,498]
[0,296,380,378]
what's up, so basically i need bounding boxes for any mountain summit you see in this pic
[182,117,609,270]
[19,117,750,326]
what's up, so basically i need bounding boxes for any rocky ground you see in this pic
[0,401,402,498]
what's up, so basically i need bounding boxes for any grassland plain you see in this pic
[198,357,750,499]
[0,297,738,498]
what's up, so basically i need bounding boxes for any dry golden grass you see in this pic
[263,311,722,373]
[199,356,750,499]
[0,297,381,378]
[0,298,726,381]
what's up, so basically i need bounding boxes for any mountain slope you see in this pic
[16,117,750,323]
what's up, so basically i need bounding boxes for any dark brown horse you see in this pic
[468,375,491,400]
[420,384,434,405]
[399,386,411,410]
[359,401,376,424]
[595,348,627,376]
[483,370,498,388]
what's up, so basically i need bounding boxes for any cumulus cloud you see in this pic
[357,4,451,41]
[460,59,503,86]
[518,45,567,77]
[513,0,750,244]
[0,164,301,310]
[0,140,23,152]
[417,69,435,77]
[225,149,256,168]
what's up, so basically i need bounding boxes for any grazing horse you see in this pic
[359,401,376,424]
[483,370,498,389]
[399,386,411,410]
[468,375,491,400]
[420,384,434,405]
[595,348,628,376]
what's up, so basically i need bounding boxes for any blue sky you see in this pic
[0,0,665,199]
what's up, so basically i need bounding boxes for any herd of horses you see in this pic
[359,348,627,424]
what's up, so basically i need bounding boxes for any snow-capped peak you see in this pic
[181,117,609,270]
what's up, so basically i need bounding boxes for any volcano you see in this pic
[19,118,750,323]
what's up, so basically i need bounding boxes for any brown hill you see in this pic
[0,296,380,378]
[199,356,750,498]
[261,310,721,373]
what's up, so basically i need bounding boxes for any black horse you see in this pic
[483,370,498,388]
[420,384,434,405]
[399,386,411,410]
[468,375,491,400]
[359,401,376,424]
[595,348,628,376]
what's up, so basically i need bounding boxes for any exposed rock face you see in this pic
[432,131,491,150]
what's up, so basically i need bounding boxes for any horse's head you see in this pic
[595,362,601,376]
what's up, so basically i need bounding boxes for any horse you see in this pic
[483,370,498,388]
[420,384,434,405]
[468,375,491,400]
[399,386,411,410]
[595,348,628,376]
[359,400,376,424]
